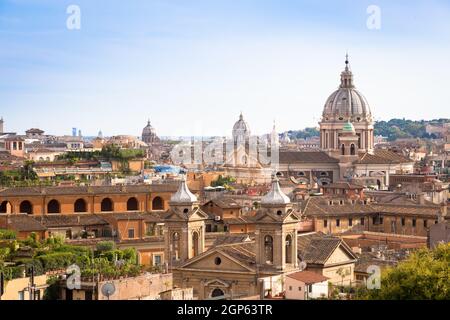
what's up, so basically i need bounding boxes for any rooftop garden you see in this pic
[0,231,145,283]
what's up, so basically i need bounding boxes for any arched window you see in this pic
[0,201,12,214]
[341,144,345,155]
[172,232,180,261]
[285,235,293,264]
[152,197,164,210]
[211,288,224,298]
[47,199,60,214]
[127,197,139,211]
[74,199,87,213]
[350,144,356,155]
[101,198,113,212]
[20,201,33,215]
[264,235,274,264]
[192,231,199,257]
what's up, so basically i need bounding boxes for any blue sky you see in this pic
[1,0,450,137]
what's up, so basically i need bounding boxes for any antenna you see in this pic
[101,282,116,300]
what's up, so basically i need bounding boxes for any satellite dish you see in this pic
[101,282,116,299]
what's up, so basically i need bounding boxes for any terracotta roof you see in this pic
[323,182,364,190]
[35,214,109,227]
[219,242,256,269]
[358,150,413,164]
[224,216,253,224]
[297,233,357,265]
[0,184,178,196]
[4,136,25,142]
[287,271,329,284]
[0,151,24,161]
[205,198,242,209]
[4,215,47,232]
[302,196,442,218]
[279,151,339,164]
[101,212,145,221]
[211,234,253,246]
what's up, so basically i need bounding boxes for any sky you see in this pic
[1,0,450,138]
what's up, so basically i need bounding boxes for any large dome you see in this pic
[322,58,372,121]
[142,120,155,135]
[232,113,250,141]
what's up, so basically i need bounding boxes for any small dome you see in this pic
[261,177,290,205]
[232,113,250,141]
[342,121,355,133]
[170,178,197,203]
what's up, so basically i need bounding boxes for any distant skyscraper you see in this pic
[72,127,77,137]
[78,129,82,137]
[98,130,103,138]
[0,117,4,134]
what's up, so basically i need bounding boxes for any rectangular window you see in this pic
[308,285,312,293]
[412,219,416,227]
[289,286,292,291]
[349,218,353,226]
[298,287,302,291]
[360,218,365,225]
[324,219,328,228]
[128,228,135,239]
[336,219,340,227]
[372,217,377,225]
[154,255,162,266]
[18,291,25,300]
[424,220,428,228]
[13,142,17,150]
[379,217,384,225]
[401,218,405,226]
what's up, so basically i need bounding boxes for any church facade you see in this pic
[165,177,302,299]
[221,57,414,189]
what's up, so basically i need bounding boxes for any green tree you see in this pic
[359,243,450,300]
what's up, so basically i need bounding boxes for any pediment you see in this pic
[204,279,230,288]
[188,209,209,221]
[282,211,300,223]
[164,210,185,221]
[255,213,279,222]
[180,249,255,273]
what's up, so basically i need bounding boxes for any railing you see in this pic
[34,167,112,175]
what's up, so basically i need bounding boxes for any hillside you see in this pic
[285,119,449,142]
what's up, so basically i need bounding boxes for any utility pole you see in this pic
[29,265,35,300]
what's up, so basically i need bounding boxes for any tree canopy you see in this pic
[359,243,450,300]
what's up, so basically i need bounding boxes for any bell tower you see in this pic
[254,176,300,273]
[163,178,208,266]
